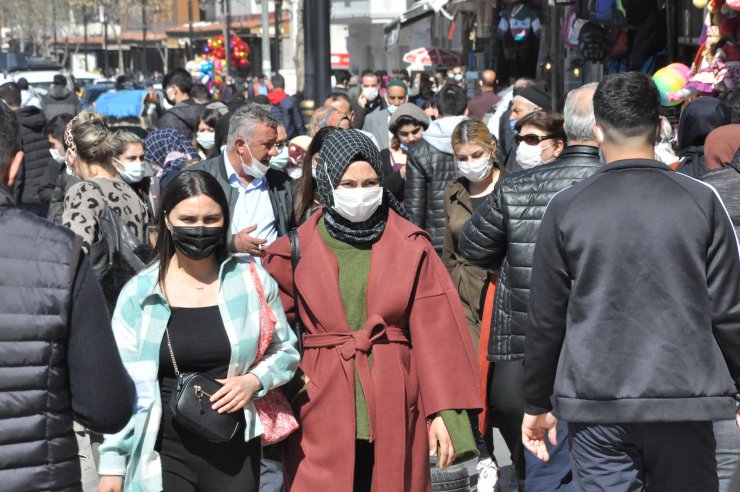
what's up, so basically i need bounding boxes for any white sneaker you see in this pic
[476,458,499,492]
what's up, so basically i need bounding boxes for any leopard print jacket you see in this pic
[63,178,149,253]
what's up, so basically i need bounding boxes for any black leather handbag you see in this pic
[165,326,241,443]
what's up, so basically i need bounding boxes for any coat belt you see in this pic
[302,316,409,442]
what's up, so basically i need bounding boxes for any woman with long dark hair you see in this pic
[98,170,299,492]
[292,126,339,223]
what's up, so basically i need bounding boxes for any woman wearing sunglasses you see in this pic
[514,111,566,170]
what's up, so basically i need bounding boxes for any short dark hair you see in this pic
[437,84,468,117]
[53,74,67,86]
[0,102,22,174]
[515,111,566,142]
[189,83,211,102]
[200,108,222,129]
[594,72,660,142]
[0,82,21,108]
[326,92,352,107]
[361,70,379,84]
[16,78,29,91]
[163,67,193,95]
[44,113,75,142]
[271,74,285,89]
[156,170,230,287]
[335,70,351,86]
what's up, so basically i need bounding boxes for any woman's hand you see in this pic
[428,415,455,469]
[211,373,263,414]
[98,475,123,492]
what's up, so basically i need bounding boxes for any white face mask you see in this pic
[516,143,553,170]
[332,186,384,223]
[114,158,146,184]
[457,155,494,182]
[363,87,379,102]
[49,148,65,164]
[196,131,215,150]
[239,143,269,179]
[387,103,398,115]
[286,166,304,180]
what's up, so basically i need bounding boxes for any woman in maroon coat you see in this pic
[264,130,481,492]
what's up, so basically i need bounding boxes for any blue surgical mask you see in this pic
[387,104,398,115]
[509,119,517,131]
[270,146,290,171]
[400,143,409,152]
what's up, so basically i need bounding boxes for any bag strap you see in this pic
[165,326,181,377]
[249,261,277,362]
[288,230,304,355]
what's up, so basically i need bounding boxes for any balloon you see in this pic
[652,63,691,107]
[693,0,708,7]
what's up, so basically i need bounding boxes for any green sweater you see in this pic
[318,220,477,461]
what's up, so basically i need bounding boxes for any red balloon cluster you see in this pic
[205,34,250,69]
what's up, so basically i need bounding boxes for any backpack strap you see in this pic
[288,230,303,355]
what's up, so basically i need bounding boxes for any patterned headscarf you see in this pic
[308,106,350,137]
[315,129,406,245]
[144,129,199,187]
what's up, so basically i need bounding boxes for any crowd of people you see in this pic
[0,62,739,492]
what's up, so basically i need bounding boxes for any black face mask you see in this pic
[171,226,224,260]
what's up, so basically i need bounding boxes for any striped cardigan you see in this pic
[98,255,299,492]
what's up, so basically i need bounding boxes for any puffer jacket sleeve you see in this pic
[404,150,427,228]
[459,182,508,270]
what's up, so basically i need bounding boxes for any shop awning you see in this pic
[384,0,438,51]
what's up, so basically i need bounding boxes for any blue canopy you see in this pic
[94,89,146,119]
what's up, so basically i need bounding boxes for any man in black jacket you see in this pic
[191,105,295,256]
[522,72,740,491]
[0,82,53,217]
[405,84,468,255]
[458,83,601,491]
[160,68,204,140]
[41,74,81,120]
[0,101,135,492]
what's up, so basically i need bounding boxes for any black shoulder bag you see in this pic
[288,230,304,355]
[165,326,242,442]
[86,180,147,279]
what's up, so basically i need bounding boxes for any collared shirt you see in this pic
[224,152,278,246]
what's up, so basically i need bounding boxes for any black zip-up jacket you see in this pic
[158,99,204,140]
[525,159,740,423]
[459,145,602,361]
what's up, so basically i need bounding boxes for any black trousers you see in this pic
[354,440,375,492]
[569,421,718,492]
[158,419,261,492]
[489,360,526,490]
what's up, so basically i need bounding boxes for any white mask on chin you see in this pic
[239,144,269,179]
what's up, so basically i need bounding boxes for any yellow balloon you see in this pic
[693,0,708,8]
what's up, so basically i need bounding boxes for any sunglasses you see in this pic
[515,134,556,146]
